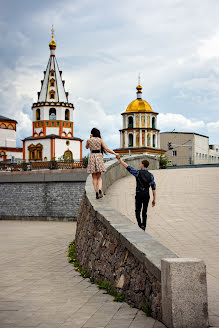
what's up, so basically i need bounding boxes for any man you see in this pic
[117,157,156,231]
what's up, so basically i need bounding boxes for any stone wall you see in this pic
[75,155,176,319]
[0,170,87,221]
[75,154,209,327]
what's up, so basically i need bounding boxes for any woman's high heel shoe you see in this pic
[96,192,99,199]
[99,190,103,198]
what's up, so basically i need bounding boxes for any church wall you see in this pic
[46,127,59,135]
[0,129,16,147]
[24,139,51,161]
[55,139,81,160]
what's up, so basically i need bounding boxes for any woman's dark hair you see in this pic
[91,128,101,138]
[91,128,106,154]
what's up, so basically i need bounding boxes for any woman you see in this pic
[86,128,119,199]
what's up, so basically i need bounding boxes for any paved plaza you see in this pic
[107,167,219,327]
[0,221,165,328]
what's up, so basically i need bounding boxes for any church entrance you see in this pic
[64,150,73,162]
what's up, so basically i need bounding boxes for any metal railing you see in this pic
[0,160,84,172]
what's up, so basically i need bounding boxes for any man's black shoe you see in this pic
[141,224,146,231]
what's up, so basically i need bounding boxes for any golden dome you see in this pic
[126,99,152,113]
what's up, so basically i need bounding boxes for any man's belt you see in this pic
[91,150,101,153]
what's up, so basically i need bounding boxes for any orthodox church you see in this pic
[0,116,23,161]
[114,79,165,157]
[23,28,83,162]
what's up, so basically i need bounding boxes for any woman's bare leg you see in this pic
[96,172,102,191]
[92,173,98,192]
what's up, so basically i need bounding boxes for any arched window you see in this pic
[65,109,70,121]
[50,79,55,87]
[64,150,73,162]
[128,134,133,147]
[50,70,55,77]
[7,124,14,130]
[50,91,55,99]
[0,123,6,129]
[49,108,56,120]
[128,116,133,128]
[36,108,40,121]
[153,134,156,147]
[152,117,156,129]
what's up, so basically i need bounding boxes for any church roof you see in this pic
[0,115,17,123]
[23,134,83,141]
[38,29,68,103]
[124,82,155,114]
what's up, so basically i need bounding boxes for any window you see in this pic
[128,116,133,129]
[50,79,55,87]
[0,123,6,129]
[50,91,55,99]
[152,117,156,129]
[49,108,56,120]
[128,134,133,147]
[152,134,156,147]
[8,124,14,130]
[216,149,218,152]
[202,154,204,159]
[172,150,177,156]
[196,152,198,158]
[199,153,201,158]
[205,154,207,160]
[50,70,55,76]
[65,109,70,121]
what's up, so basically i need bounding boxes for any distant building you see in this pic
[114,80,165,157]
[0,115,23,162]
[160,132,219,165]
[23,28,83,162]
[209,144,219,163]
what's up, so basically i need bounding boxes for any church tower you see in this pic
[23,27,83,162]
[114,77,165,156]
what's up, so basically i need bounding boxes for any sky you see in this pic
[0,0,219,154]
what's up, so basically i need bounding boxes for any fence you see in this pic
[0,160,83,171]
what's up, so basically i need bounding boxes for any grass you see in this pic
[67,240,151,314]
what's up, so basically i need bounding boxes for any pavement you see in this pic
[0,221,165,328]
[106,167,219,327]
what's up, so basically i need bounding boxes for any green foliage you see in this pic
[67,241,126,304]
[82,156,89,168]
[159,155,168,169]
[141,302,152,317]
[98,280,126,303]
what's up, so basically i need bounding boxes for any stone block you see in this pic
[161,258,209,328]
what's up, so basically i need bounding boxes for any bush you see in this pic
[82,156,89,168]
[159,155,168,169]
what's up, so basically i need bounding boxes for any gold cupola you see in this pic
[125,80,152,113]
[49,26,56,50]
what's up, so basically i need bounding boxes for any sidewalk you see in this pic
[107,167,219,327]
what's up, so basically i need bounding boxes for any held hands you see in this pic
[115,153,120,160]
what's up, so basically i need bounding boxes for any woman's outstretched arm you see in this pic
[85,139,89,149]
[101,139,119,157]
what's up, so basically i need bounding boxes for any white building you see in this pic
[23,28,83,162]
[160,132,219,165]
[0,116,23,162]
[209,145,219,163]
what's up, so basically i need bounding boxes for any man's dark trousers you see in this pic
[135,191,150,229]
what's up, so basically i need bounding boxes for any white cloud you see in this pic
[158,113,205,131]
[207,121,219,129]
[74,97,121,153]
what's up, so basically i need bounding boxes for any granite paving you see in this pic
[107,167,219,327]
[0,221,165,328]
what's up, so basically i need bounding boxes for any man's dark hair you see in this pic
[142,160,149,168]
